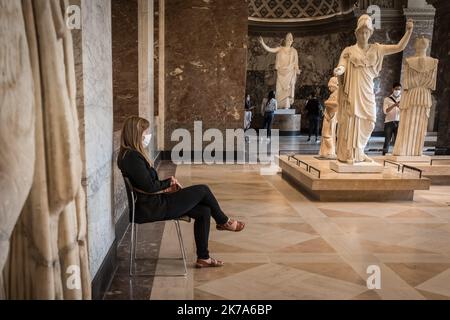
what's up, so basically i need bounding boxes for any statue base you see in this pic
[279,155,430,202]
[315,155,337,161]
[272,112,301,136]
[386,155,431,163]
[330,161,383,173]
[274,109,296,115]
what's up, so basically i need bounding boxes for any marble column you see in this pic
[402,0,436,131]
[138,0,156,158]
[427,0,450,154]
[112,0,139,129]
[74,0,115,278]
[402,1,435,59]
[157,0,165,151]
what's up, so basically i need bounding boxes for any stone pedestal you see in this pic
[275,109,296,115]
[330,161,384,173]
[386,155,432,163]
[272,113,301,136]
[279,155,430,202]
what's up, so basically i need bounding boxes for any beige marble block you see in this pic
[330,161,384,173]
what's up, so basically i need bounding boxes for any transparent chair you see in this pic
[123,176,190,277]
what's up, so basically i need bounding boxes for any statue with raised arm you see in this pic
[259,33,301,109]
[334,15,414,164]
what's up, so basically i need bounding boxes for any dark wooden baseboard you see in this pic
[436,147,450,155]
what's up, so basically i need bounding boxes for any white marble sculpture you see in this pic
[259,33,301,109]
[334,15,414,164]
[2,0,91,299]
[393,36,438,157]
[0,0,35,295]
[319,77,339,159]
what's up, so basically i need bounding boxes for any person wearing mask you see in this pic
[117,116,245,269]
[382,82,402,155]
[305,93,322,143]
[261,90,277,141]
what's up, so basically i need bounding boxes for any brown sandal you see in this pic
[195,258,224,268]
[216,219,245,232]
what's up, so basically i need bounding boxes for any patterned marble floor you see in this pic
[149,163,450,300]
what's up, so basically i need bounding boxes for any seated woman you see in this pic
[117,116,245,268]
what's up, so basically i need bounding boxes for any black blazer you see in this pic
[118,149,172,223]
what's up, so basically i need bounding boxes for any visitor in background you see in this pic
[305,93,322,143]
[262,90,277,141]
[244,94,254,132]
[382,82,402,155]
[118,116,245,269]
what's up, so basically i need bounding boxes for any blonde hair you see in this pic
[118,116,152,169]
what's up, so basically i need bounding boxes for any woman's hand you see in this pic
[170,176,183,189]
[170,176,178,186]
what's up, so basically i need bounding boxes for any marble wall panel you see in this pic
[164,0,248,149]
[112,0,139,130]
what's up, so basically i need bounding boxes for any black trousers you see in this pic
[308,116,320,139]
[383,121,399,155]
[164,185,229,260]
[263,111,275,137]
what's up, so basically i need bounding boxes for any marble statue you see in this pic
[0,0,35,297]
[319,77,339,159]
[393,36,438,157]
[2,0,91,299]
[259,33,301,109]
[334,15,414,164]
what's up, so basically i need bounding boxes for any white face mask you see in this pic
[393,90,401,97]
[142,133,152,148]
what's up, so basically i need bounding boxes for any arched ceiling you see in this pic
[247,0,407,35]
[248,0,356,22]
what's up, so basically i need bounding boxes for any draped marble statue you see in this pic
[392,37,438,157]
[1,0,90,299]
[334,15,414,164]
[0,1,35,298]
[319,77,339,159]
[259,33,301,109]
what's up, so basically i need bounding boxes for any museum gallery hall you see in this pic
[1,0,450,301]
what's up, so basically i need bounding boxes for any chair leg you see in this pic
[134,224,139,259]
[129,223,136,276]
[129,220,188,277]
[174,220,188,276]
